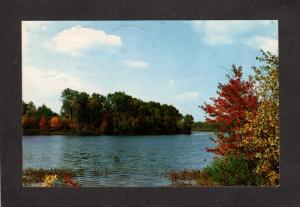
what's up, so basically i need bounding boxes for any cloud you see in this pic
[47,25,122,56]
[175,91,200,101]
[122,59,150,69]
[190,20,277,46]
[22,65,101,111]
[190,21,249,46]
[245,36,278,55]
[22,21,52,56]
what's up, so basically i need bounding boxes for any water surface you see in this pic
[23,132,216,187]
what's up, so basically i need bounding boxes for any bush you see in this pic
[203,156,265,186]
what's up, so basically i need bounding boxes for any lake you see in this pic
[23,132,216,187]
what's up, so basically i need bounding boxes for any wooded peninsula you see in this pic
[22,89,213,136]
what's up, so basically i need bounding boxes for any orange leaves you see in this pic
[50,116,61,129]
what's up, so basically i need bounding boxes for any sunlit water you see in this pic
[23,132,216,187]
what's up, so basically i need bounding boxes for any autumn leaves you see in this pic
[201,51,279,185]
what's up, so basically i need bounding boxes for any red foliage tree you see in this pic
[201,66,258,156]
[39,116,48,130]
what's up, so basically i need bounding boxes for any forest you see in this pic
[22,90,194,135]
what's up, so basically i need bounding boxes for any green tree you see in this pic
[36,104,54,122]
[27,101,37,116]
[60,88,79,125]
[22,101,29,115]
[74,92,90,126]
[22,101,37,129]
[88,93,106,127]
[181,115,194,134]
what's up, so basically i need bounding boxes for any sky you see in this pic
[22,20,278,121]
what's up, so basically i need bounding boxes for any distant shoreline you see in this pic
[22,129,215,136]
[22,129,194,136]
[191,129,217,132]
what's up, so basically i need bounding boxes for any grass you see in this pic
[24,168,219,187]
[166,169,219,186]
[22,168,78,185]
[22,168,111,186]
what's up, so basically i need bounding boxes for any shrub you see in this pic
[203,156,265,186]
[42,174,58,187]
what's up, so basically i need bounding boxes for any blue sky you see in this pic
[22,20,278,121]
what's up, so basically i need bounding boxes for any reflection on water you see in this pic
[23,132,216,187]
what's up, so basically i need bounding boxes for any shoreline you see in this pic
[23,130,215,136]
[23,130,194,136]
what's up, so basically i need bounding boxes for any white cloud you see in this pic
[22,21,52,57]
[245,36,278,55]
[47,25,122,56]
[22,65,101,111]
[122,59,150,69]
[190,21,250,46]
[175,91,200,101]
[190,20,277,46]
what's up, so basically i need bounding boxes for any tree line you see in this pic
[22,90,194,135]
[192,121,219,131]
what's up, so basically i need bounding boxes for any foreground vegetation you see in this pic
[167,156,264,186]
[23,168,79,187]
[167,51,279,186]
[167,169,218,186]
[23,91,194,135]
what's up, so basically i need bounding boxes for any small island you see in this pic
[22,88,197,136]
